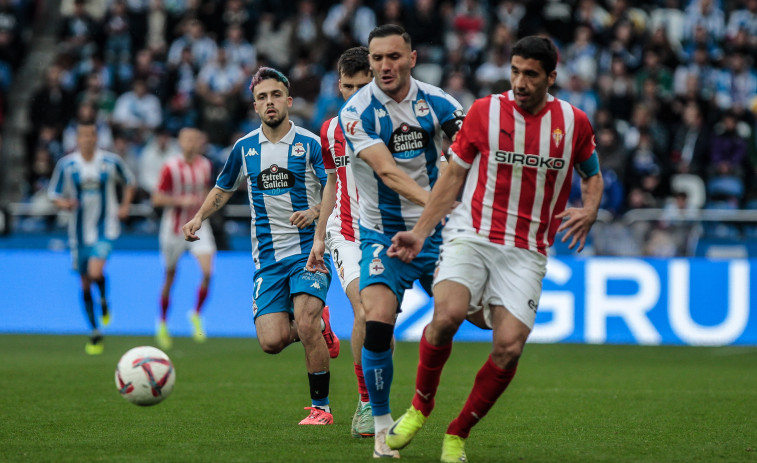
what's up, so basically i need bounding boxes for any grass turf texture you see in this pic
[0,335,755,463]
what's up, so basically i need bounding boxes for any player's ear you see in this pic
[287,95,293,107]
[547,70,557,88]
[410,49,417,68]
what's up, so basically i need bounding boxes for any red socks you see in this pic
[195,286,208,313]
[354,363,370,402]
[446,355,518,438]
[160,295,169,321]
[411,331,452,416]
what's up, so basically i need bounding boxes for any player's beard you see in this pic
[263,112,286,129]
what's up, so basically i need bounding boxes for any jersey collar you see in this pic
[258,121,296,145]
[371,77,419,105]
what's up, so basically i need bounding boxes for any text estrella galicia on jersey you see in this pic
[256,164,295,195]
[389,124,429,158]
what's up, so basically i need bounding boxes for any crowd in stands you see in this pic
[7,0,757,256]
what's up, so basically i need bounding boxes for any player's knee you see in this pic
[491,340,524,369]
[258,337,287,354]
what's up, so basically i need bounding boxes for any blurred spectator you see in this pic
[223,24,257,74]
[103,0,133,65]
[57,0,100,59]
[713,51,757,113]
[167,18,217,69]
[217,0,255,41]
[29,65,76,143]
[322,0,376,47]
[669,102,710,177]
[378,0,404,28]
[708,110,750,182]
[288,0,326,66]
[288,51,322,127]
[75,71,118,122]
[625,129,667,203]
[0,0,23,70]
[145,0,168,55]
[132,48,168,102]
[138,126,180,198]
[673,44,717,100]
[726,0,757,45]
[572,0,611,37]
[474,47,510,97]
[166,45,198,107]
[62,101,114,153]
[443,71,475,111]
[597,20,642,74]
[563,24,598,83]
[254,13,292,70]
[597,55,635,122]
[195,48,245,145]
[406,0,445,64]
[683,0,725,43]
[495,0,526,34]
[450,0,489,60]
[112,78,163,143]
[681,23,723,63]
[594,124,628,180]
[557,74,599,124]
[624,103,669,156]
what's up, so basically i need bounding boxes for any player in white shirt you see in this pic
[48,121,136,355]
[152,128,216,350]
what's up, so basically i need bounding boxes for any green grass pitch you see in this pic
[0,335,755,462]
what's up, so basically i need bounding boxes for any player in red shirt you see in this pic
[385,36,604,462]
[152,128,216,349]
[307,47,375,438]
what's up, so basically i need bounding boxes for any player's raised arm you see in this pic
[183,187,233,241]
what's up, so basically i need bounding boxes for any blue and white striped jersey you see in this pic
[339,78,464,235]
[48,150,136,247]
[216,122,327,269]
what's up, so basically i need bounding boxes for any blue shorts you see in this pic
[72,240,113,274]
[359,226,441,307]
[252,253,332,320]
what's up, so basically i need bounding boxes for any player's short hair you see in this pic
[249,67,290,96]
[511,36,558,74]
[338,46,370,77]
[368,24,412,47]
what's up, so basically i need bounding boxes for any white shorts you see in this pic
[434,236,547,329]
[325,231,361,292]
[160,223,216,269]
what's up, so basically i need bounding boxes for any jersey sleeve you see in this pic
[48,160,68,199]
[339,105,383,157]
[113,154,136,187]
[572,107,597,164]
[320,119,337,173]
[309,137,328,187]
[448,97,487,169]
[216,142,244,191]
[155,163,173,193]
[428,92,465,140]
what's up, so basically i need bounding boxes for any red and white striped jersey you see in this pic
[321,117,360,242]
[446,91,596,255]
[156,155,213,236]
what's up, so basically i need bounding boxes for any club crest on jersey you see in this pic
[552,128,564,148]
[257,164,295,195]
[390,123,429,158]
[414,99,430,117]
[292,142,306,157]
[369,258,385,276]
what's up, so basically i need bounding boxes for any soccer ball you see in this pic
[115,346,175,406]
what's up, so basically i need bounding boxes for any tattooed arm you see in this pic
[182,187,234,242]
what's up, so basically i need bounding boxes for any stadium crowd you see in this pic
[5,0,757,256]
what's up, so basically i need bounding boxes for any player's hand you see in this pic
[177,195,198,208]
[306,239,330,274]
[182,216,203,242]
[388,230,424,263]
[556,207,598,253]
[290,209,316,229]
[118,204,130,221]
[56,198,78,211]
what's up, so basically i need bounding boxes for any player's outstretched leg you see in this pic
[189,311,206,343]
[321,305,340,358]
[440,434,467,463]
[299,406,334,425]
[373,428,400,459]
[386,405,428,450]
